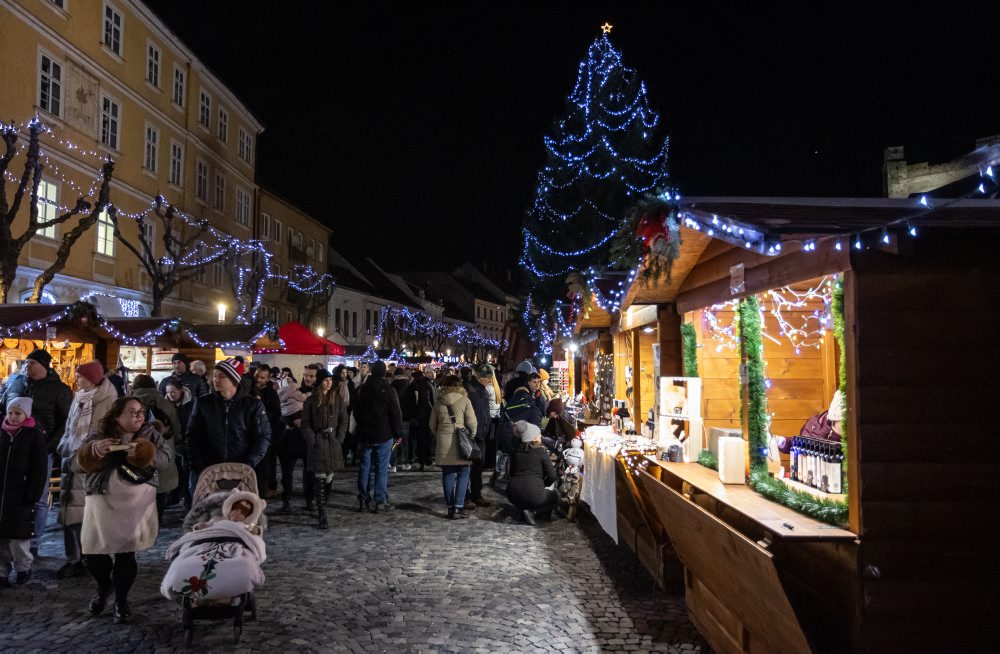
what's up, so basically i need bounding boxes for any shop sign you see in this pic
[46,326,57,340]
[151,348,178,370]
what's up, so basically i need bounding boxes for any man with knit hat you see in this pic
[158,352,209,398]
[0,349,72,555]
[186,357,272,494]
[353,360,402,512]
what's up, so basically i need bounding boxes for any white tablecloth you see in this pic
[581,426,620,544]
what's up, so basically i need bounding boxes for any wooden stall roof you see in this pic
[187,324,279,350]
[620,196,1000,312]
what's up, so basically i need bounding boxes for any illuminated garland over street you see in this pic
[361,304,508,361]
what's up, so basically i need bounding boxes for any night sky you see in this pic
[145,1,1000,271]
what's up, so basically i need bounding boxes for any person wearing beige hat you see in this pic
[506,420,559,526]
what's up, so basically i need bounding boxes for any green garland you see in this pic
[832,276,848,490]
[681,322,699,377]
[697,449,718,470]
[749,470,849,526]
[608,194,682,286]
[738,297,768,471]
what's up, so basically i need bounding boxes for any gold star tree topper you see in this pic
[601,22,613,34]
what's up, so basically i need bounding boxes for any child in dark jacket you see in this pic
[0,397,48,586]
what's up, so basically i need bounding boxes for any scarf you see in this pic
[61,382,114,453]
[1,415,36,436]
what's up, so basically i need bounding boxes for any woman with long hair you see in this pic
[301,368,348,529]
[429,375,478,519]
[75,396,170,623]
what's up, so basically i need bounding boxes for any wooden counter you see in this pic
[639,460,860,653]
[647,459,855,540]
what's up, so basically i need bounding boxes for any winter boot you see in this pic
[316,486,328,529]
[323,478,333,506]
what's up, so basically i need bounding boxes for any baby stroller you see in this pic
[160,463,267,645]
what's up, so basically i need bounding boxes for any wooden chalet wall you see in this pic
[689,297,837,464]
[850,233,1000,651]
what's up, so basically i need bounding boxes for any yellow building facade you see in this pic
[0,0,265,322]
[257,190,333,332]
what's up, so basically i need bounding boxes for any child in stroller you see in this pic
[160,463,266,644]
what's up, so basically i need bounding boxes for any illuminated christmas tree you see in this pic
[520,25,671,350]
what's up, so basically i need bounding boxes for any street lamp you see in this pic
[217,303,226,323]
[317,326,325,337]
[373,339,380,348]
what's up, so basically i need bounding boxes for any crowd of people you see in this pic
[0,348,583,621]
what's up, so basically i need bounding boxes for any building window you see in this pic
[100,96,120,150]
[39,54,62,116]
[146,43,160,87]
[238,127,252,163]
[198,90,211,128]
[308,237,316,257]
[212,262,223,288]
[316,242,323,263]
[272,263,282,287]
[213,173,226,211]
[139,219,154,243]
[285,311,292,324]
[261,212,271,238]
[35,179,58,239]
[195,160,208,201]
[143,123,158,172]
[217,107,228,143]
[103,4,122,56]
[365,309,372,335]
[335,308,341,332]
[96,208,114,256]
[172,66,185,107]
[274,220,282,243]
[352,312,358,338]
[235,188,250,226]
[51,0,66,8]
[169,141,183,186]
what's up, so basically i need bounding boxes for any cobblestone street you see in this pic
[1,469,706,653]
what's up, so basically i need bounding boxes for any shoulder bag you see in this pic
[112,450,157,485]
[446,401,481,461]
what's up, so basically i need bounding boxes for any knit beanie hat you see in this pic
[75,360,105,386]
[514,419,541,443]
[547,397,564,415]
[314,368,333,385]
[171,352,190,365]
[371,360,387,378]
[515,360,534,374]
[26,349,52,369]
[214,357,244,386]
[476,363,494,377]
[6,397,32,418]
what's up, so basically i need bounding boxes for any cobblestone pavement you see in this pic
[0,468,707,653]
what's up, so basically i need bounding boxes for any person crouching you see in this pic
[506,420,559,526]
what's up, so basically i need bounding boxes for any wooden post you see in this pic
[739,300,751,477]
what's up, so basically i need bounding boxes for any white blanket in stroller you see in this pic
[160,521,266,601]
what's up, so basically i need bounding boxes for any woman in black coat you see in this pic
[301,369,348,529]
[506,420,559,526]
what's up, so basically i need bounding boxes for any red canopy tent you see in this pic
[254,321,346,356]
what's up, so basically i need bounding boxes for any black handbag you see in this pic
[446,402,481,461]
[112,450,157,485]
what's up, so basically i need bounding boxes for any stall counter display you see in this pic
[580,426,658,543]
[657,376,702,461]
[547,360,570,398]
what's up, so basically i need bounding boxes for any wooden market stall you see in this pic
[578,197,1000,652]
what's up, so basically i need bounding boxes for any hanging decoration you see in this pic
[681,322,699,377]
[738,296,768,471]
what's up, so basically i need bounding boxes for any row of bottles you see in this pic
[790,436,843,494]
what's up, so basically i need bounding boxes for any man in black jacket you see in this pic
[353,361,402,512]
[158,353,209,398]
[249,365,283,498]
[465,365,495,508]
[186,358,271,495]
[408,371,436,471]
[2,350,72,555]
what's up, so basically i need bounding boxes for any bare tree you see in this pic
[29,160,115,302]
[284,264,336,326]
[223,242,270,324]
[1,120,114,303]
[111,197,225,316]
